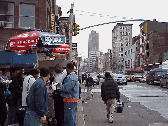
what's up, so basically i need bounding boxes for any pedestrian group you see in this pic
[0,62,79,126]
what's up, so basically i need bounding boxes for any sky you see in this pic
[56,0,168,59]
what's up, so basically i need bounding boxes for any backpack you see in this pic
[26,78,31,105]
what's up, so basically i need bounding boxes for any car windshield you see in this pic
[90,74,97,77]
[154,71,167,76]
[135,73,143,76]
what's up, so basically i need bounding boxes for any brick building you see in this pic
[145,31,168,69]
[139,19,168,70]
[0,0,56,48]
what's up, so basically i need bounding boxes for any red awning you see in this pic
[9,31,39,42]
[53,44,70,53]
[8,31,39,50]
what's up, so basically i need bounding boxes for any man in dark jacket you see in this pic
[101,72,120,123]
[85,74,94,98]
[24,67,50,126]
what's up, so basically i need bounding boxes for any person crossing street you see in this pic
[85,74,94,98]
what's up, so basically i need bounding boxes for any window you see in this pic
[0,2,14,28]
[120,48,123,52]
[120,43,123,46]
[126,43,128,46]
[128,50,130,54]
[120,32,122,35]
[121,54,123,56]
[131,49,132,53]
[125,51,127,55]
[19,4,35,28]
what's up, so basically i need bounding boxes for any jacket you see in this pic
[22,75,36,106]
[86,77,94,87]
[101,77,120,101]
[26,77,48,118]
[6,78,22,106]
[59,72,79,99]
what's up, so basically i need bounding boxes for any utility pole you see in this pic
[69,3,74,61]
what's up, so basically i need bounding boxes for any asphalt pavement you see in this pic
[79,84,168,126]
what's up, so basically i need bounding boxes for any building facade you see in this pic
[139,19,168,70]
[112,23,133,73]
[0,0,56,48]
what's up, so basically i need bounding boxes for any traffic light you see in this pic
[73,23,79,36]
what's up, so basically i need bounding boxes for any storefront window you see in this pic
[19,4,35,28]
[0,2,14,28]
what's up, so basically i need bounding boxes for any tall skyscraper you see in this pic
[88,30,99,57]
[87,30,99,72]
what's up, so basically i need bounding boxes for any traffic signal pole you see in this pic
[69,3,74,61]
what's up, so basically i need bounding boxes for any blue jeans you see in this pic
[7,104,18,125]
[24,112,42,126]
[64,102,77,126]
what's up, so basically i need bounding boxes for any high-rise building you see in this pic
[112,23,133,73]
[87,30,99,72]
[88,30,99,57]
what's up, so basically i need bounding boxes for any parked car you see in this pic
[113,74,127,85]
[140,74,147,83]
[90,73,99,85]
[146,68,167,85]
[160,73,168,88]
[132,73,144,82]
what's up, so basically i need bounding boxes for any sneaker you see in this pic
[109,115,114,123]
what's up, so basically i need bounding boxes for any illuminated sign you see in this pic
[51,14,55,33]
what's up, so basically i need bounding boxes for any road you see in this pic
[80,79,168,126]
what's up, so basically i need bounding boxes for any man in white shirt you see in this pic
[53,64,67,126]
[22,68,40,107]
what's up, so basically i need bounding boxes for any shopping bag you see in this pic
[115,101,124,113]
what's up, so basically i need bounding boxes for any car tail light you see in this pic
[144,78,147,79]
[127,77,130,78]
[154,77,157,79]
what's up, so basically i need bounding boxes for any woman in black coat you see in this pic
[0,78,7,126]
[7,69,22,126]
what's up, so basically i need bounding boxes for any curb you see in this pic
[77,98,85,126]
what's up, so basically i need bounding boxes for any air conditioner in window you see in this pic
[0,21,5,27]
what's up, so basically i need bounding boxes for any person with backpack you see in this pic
[22,68,40,108]
[101,72,120,123]
[85,74,94,98]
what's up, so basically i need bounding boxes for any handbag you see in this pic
[115,101,124,113]
[4,84,11,98]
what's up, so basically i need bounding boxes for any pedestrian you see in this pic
[6,68,22,126]
[52,64,67,126]
[57,63,79,126]
[0,70,7,126]
[85,73,94,98]
[101,72,120,123]
[17,71,24,108]
[22,68,40,108]
[23,67,50,126]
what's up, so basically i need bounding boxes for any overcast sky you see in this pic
[56,0,168,59]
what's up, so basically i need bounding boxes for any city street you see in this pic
[80,79,168,126]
